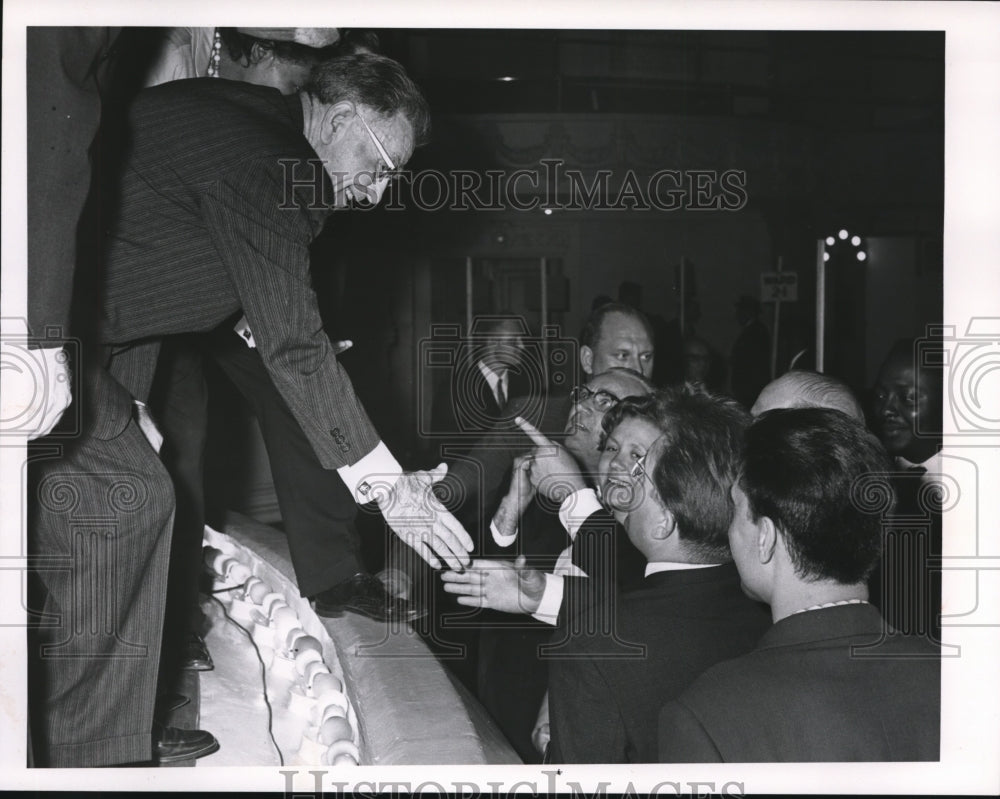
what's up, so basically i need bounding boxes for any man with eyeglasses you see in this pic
[38,50,473,713]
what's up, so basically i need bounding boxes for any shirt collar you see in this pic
[645,561,721,577]
[896,450,943,480]
[477,360,506,394]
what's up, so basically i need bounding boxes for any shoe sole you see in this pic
[156,738,221,765]
[156,695,191,715]
[313,601,427,623]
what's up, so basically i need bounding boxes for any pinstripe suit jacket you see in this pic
[99,78,378,469]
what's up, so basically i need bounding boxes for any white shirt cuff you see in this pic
[531,573,564,626]
[558,488,604,540]
[491,519,518,548]
[336,441,403,503]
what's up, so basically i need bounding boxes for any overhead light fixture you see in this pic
[824,229,868,264]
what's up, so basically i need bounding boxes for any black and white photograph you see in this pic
[1,1,998,794]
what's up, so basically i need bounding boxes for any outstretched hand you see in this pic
[377,464,474,571]
[515,416,588,503]
[440,555,546,615]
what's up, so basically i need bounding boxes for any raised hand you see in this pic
[492,452,537,539]
[515,416,588,503]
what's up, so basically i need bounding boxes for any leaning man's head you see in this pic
[304,53,431,207]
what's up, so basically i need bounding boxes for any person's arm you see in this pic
[202,160,471,568]
[547,638,629,763]
[490,453,536,546]
[202,162,380,472]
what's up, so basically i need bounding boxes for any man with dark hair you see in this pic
[658,408,940,762]
[751,369,864,420]
[578,302,655,379]
[545,387,770,763]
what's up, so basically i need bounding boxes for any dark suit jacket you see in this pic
[548,562,770,763]
[27,28,116,340]
[430,365,532,444]
[658,603,941,762]
[98,78,377,469]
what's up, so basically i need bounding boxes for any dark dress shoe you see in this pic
[153,723,220,764]
[312,573,426,622]
[180,632,214,671]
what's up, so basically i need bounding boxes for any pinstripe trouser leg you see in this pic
[29,416,174,767]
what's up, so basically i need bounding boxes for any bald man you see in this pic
[751,370,863,420]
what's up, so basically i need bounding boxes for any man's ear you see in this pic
[580,346,594,375]
[651,508,676,541]
[248,41,275,66]
[320,100,356,146]
[758,516,778,564]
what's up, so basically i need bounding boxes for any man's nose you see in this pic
[878,392,899,418]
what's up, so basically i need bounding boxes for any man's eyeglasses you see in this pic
[570,385,621,412]
[357,112,398,183]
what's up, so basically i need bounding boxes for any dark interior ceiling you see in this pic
[369,29,943,131]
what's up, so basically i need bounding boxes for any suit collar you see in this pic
[758,603,885,649]
[639,561,740,589]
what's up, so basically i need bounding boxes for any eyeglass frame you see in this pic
[628,432,669,483]
[357,111,398,183]
[570,384,621,412]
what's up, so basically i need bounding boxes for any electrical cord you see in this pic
[208,590,285,766]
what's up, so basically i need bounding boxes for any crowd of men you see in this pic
[22,27,943,767]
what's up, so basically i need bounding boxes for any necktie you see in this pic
[496,377,507,410]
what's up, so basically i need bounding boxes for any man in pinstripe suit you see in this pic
[98,55,473,593]
[29,48,470,766]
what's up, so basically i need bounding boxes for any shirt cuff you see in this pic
[336,441,403,504]
[531,573,564,626]
[558,488,604,539]
[491,519,518,548]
